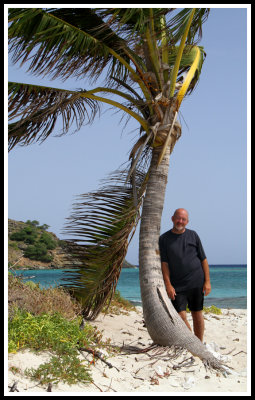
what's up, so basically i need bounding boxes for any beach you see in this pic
[7,307,249,395]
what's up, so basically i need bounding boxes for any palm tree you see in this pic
[8,8,226,370]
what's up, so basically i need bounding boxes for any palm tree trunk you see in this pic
[138,132,225,371]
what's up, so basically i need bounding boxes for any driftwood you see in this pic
[9,381,19,392]
[46,383,53,392]
[78,347,120,372]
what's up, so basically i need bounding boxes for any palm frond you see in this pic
[176,46,205,104]
[62,168,148,319]
[166,8,210,45]
[168,45,206,96]
[49,7,132,83]
[8,8,131,82]
[8,82,99,150]
[110,76,144,102]
[96,8,172,40]
[48,7,123,46]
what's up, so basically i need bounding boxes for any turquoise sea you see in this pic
[12,265,247,309]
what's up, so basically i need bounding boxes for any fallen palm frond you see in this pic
[62,168,148,320]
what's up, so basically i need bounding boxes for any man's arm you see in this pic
[161,262,176,300]
[201,258,211,296]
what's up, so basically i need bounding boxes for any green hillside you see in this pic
[8,219,135,270]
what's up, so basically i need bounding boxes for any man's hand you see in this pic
[161,262,176,300]
[203,281,211,296]
[201,259,211,296]
[166,284,176,300]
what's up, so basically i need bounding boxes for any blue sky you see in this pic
[7,6,250,265]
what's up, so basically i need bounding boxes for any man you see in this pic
[159,208,211,342]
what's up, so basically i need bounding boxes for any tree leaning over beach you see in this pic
[8,8,226,370]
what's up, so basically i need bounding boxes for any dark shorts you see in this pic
[171,287,204,313]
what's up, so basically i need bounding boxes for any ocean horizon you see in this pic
[11,264,247,310]
[117,264,247,309]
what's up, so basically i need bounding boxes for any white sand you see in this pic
[7,307,249,395]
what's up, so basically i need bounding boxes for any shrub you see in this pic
[10,221,57,262]
[10,225,38,244]
[8,310,96,354]
[7,275,128,386]
[186,304,222,314]
[10,231,25,241]
[8,310,95,385]
[24,243,53,262]
[26,220,40,227]
[9,241,19,250]
[39,232,57,250]
[103,290,136,315]
[8,274,82,320]
[39,224,50,231]
[203,305,222,315]
[25,353,92,385]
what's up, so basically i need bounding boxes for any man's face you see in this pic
[172,209,189,232]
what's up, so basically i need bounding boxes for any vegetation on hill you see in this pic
[8,219,64,269]
[10,220,58,263]
[8,219,135,269]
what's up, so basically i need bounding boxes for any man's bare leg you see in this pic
[178,310,192,331]
[191,310,204,342]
